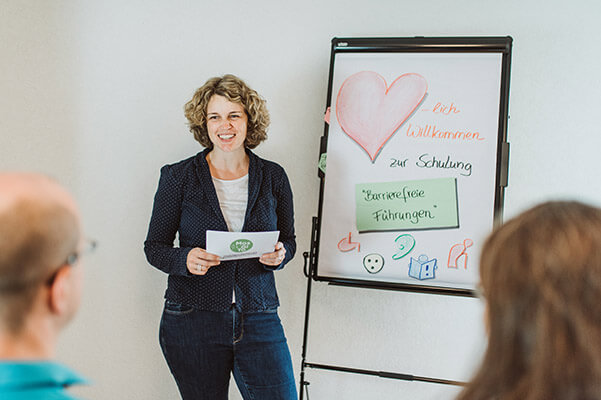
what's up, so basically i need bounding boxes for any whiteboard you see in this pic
[312,37,512,295]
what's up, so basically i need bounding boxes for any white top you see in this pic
[212,174,249,304]
[212,174,249,233]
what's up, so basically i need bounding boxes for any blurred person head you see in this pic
[0,173,85,359]
[458,201,601,400]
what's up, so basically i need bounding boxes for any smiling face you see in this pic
[206,94,248,155]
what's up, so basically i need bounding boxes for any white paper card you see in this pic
[206,230,280,261]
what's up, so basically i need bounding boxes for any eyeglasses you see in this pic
[65,238,97,267]
[46,238,97,286]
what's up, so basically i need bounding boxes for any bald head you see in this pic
[0,173,80,333]
[0,173,77,210]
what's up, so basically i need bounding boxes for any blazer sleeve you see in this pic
[144,165,194,276]
[264,167,296,271]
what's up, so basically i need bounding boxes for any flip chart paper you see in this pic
[316,50,506,290]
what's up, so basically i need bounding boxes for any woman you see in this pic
[144,74,297,399]
[457,201,601,400]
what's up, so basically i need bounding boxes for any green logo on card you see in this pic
[230,239,253,253]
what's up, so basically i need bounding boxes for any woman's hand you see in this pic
[187,248,220,275]
[259,242,286,267]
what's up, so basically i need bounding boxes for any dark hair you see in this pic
[457,201,601,400]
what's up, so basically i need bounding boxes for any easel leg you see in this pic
[299,250,313,400]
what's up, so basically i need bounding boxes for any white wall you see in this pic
[2,0,601,399]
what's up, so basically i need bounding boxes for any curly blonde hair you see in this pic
[184,74,270,149]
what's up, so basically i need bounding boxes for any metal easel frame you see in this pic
[298,36,512,398]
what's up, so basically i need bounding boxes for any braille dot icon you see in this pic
[363,253,385,274]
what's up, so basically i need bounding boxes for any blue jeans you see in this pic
[159,301,298,400]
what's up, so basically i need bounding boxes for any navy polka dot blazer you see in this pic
[144,148,296,312]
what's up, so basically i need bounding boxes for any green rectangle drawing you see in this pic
[355,178,459,232]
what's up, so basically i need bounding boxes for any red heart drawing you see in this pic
[336,71,427,162]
